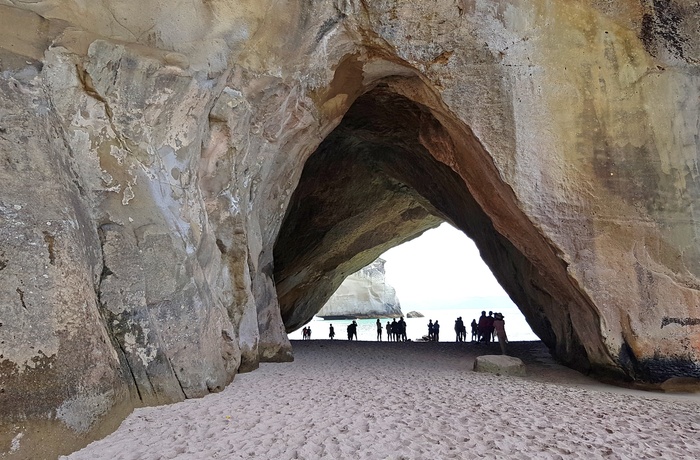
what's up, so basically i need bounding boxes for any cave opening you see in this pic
[287,222,540,343]
[273,82,609,375]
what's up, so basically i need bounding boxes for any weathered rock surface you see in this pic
[474,355,526,377]
[406,311,425,319]
[316,258,402,319]
[1,0,700,457]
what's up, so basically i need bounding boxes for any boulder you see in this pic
[473,355,526,377]
[406,311,425,318]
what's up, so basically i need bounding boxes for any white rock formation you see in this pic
[316,259,402,319]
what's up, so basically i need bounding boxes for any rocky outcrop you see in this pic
[406,311,425,319]
[316,258,402,319]
[2,0,700,457]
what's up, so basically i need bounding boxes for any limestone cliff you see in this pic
[1,0,700,458]
[316,258,402,319]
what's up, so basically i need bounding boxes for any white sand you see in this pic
[65,341,700,459]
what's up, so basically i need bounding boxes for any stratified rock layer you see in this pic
[316,258,402,319]
[1,1,700,458]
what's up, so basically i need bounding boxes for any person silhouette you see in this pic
[455,317,465,342]
[478,311,489,343]
[376,318,383,341]
[329,324,335,340]
[433,320,440,341]
[493,312,508,354]
[487,311,495,342]
[428,319,434,341]
[471,319,478,342]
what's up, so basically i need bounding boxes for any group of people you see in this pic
[427,314,508,351]
[382,317,408,342]
[454,317,467,342]
[326,318,408,341]
[305,312,508,352]
[476,310,508,353]
[322,322,362,340]
[426,320,441,341]
[301,326,312,340]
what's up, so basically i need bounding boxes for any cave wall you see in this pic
[1,0,699,457]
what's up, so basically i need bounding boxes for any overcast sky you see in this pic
[380,223,509,310]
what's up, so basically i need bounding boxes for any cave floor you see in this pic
[66,341,700,459]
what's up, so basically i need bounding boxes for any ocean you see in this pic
[288,298,539,342]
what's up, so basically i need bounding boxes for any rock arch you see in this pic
[2,0,700,458]
[274,78,612,376]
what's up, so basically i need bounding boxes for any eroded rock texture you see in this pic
[1,0,700,457]
[316,258,403,319]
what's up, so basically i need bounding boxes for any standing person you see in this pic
[433,320,440,341]
[478,311,489,343]
[347,323,353,341]
[376,319,383,341]
[391,318,398,342]
[487,311,496,343]
[307,327,312,340]
[493,313,508,354]
[455,317,465,342]
[329,324,335,340]
[428,320,434,341]
[399,317,407,342]
[386,321,392,342]
[351,320,358,341]
[471,319,478,342]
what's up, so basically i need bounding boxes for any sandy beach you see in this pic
[64,340,700,459]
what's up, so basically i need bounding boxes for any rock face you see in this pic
[1,1,700,457]
[316,258,402,319]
